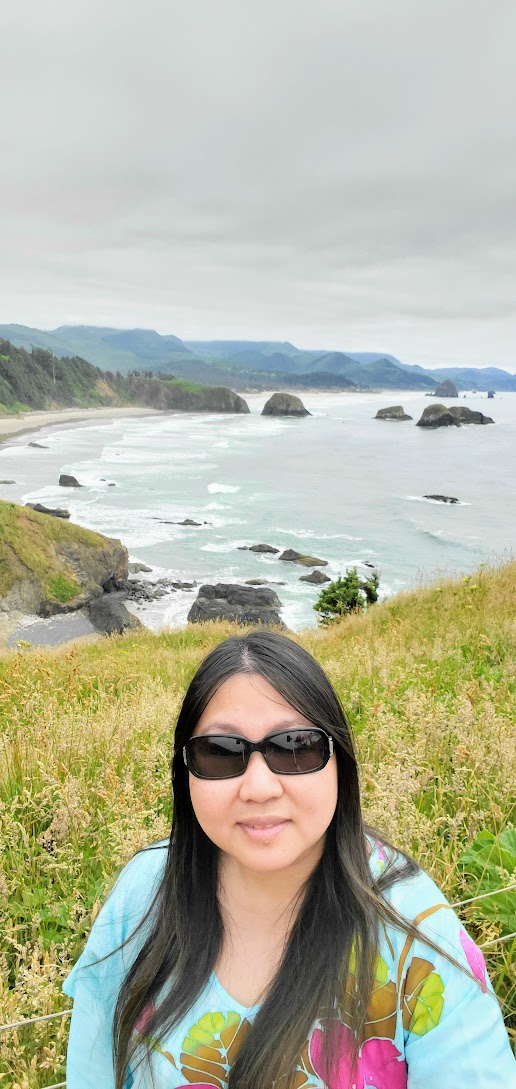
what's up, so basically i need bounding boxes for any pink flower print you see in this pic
[310,1024,407,1089]
[459,928,488,993]
[134,1001,157,1034]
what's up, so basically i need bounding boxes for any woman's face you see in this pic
[188,672,338,877]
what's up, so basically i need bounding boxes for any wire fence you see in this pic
[1,880,514,1087]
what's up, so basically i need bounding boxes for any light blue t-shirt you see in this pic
[63,840,515,1088]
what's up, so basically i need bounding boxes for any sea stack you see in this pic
[262,393,311,417]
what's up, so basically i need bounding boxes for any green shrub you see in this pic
[314,567,379,624]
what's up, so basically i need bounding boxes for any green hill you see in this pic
[0,340,249,415]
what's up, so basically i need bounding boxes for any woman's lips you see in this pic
[237,820,289,841]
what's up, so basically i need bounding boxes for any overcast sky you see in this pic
[1,0,515,369]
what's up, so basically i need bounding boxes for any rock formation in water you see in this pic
[59,473,83,487]
[279,549,328,567]
[299,570,331,584]
[423,495,459,504]
[448,406,494,425]
[434,379,459,398]
[261,393,311,417]
[375,405,413,420]
[187,583,283,626]
[416,404,462,428]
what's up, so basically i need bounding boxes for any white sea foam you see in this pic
[207,482,240,494]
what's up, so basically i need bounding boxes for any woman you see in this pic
[64,631,515,1088]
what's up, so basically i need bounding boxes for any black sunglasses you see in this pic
[183,727,334,780]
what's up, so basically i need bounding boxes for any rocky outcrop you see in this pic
[434,380,458,398]
[0,501,128,617]
[448,406,494,425]
[261,393,311,417]
[128,562,153,573]
[238,543,279,554]
[488,390,495,398]
[375,405,413,420]
[26,503,70,519]
[28,442,49,449]
[88,595,143,636]
[187,583,283,627]
[416,404,462,428]
[59,474,83,487]
[423,495,459,504]
[125,376,250,414]
[279,549,328,567]
[299,570,331,584]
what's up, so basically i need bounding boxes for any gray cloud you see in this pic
[1,0,515,368]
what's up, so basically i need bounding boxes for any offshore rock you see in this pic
[448,406,494,425]
[187,583,283,627]
[423,495,459,504]
[299,570,331,584]
[238,543,279,554]
[416,404,461,428]
[59,473,83,487]
[279,549,328,567]
[261,393,311,417]
[434,379,459,398]
[375,405,413,420]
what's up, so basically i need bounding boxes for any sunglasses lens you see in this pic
[266,730,328,773]
[187,736,247,778]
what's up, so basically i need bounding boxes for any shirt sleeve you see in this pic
[63,845,167,1089]
[392,870,516,1087]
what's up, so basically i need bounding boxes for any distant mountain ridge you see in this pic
[1,324,515,391]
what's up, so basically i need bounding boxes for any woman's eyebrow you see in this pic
[195,719,314,736]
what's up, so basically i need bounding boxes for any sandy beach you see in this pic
[0,405,163,445]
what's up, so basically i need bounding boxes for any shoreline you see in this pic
[0,405,164,447]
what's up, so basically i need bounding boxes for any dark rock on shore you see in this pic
[261,393,311,417]
[59,473,83,487]
[187,583,283,627]
[279,548,328,567]
[416,404,462,428]
[88,594,144,635]
[434,379,458,398]
[26,503,71,520]
[488,390,495,398]
[28,442,49,449]
[299,570,331,584]
[128,562,153,573]
[238,543,279,554]
[375,405,413,420]
[424,494,459,504]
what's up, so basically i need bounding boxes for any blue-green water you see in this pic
[1,391,514,630]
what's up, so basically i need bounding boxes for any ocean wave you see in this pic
[207,482,240,494]
[272,527,363,542]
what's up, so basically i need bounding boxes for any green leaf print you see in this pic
[180,1010,251,1088]
[407,971,444,1035]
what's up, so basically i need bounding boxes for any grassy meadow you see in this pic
[1,562,515,1086]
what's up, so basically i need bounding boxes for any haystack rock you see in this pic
[434,379,459,398]
[375,405,413,420]
[299,570,331,584]
[261,393,311,417]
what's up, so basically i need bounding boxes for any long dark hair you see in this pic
[113,630,417,1088]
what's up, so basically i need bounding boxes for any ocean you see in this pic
[1,390,514,631]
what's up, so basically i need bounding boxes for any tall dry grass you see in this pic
[1,564,515,1086]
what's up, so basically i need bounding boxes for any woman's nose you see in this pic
[238,751,284,801]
